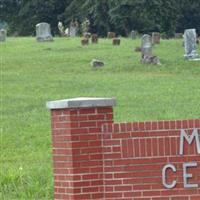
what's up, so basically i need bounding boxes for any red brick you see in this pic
[49,103,200,200]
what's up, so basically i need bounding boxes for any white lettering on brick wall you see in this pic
[162,129,199,189]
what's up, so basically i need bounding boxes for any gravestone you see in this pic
[107,32,116,39]
[184,29,200,60]
[152,32,160,44]
[141,34,161,65]
[0,29,6,42]
[36,22,53,42]
[141,34,152,56]
[131,30,137,39]
[70,26,77,37]
[91,34,98,44]
[69,20,78,37]
[112,38,120,45]
[81,38,89,45]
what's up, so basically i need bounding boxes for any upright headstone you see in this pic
[81,38,89,46]
[184,29,199,60]
[91,34,98,44]
[69,26,77,37]
[112,38,120,45]
[131,30,137,39]
[36,22,53,42]
[69,20,78,37]
[141,34,161,65]
[0,29,6,42]
[141,34,152,56]
[152,32,160,44]
[107,32,116,39]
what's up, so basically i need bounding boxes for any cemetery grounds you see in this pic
[1,37,200,199]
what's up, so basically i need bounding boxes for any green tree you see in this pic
[108,0,180,36]
[82,0,111,35]
[177,0,200,34]
[1,0,200,36]
[16,0,69,35]
[0,0,21,33]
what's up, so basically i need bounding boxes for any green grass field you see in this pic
[1,37,200,199]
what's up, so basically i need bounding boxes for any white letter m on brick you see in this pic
[179,129,200,155]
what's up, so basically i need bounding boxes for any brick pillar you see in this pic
[47,97,116,200]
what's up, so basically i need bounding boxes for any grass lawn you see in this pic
[1,37,200,199]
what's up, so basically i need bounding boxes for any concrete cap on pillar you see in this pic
[46,97,116,109]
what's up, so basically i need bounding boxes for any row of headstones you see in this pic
[131,30,160,43]
[81,32,121,46]
[1,23,199,61]
[140,28,200,64]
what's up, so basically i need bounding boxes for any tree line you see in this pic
[0,0,200,37]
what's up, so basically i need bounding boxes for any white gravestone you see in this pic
[141,34,152,56]
[36,22,53,42]
[70,26,77,37]
[0,29,7,42]
[69,20,78,37]
[184,29,200,60]
[141,34,161,65]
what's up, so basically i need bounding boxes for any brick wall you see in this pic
[102,120,200,200]
[47,98,200,200]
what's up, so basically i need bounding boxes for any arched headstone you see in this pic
[141,34,152,56]
[36,22,53,42]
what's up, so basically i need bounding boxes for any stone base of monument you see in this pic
[188,58,200,61]
[184,53,200,61]
[141,55,161,65]
[36,36,53,42]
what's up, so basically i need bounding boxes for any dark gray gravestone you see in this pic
[36,23,53,42]
[184,29,200,60]
[152,32,160,44]
[0,29,6,42]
